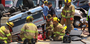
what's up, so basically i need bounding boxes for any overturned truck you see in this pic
[1,0,46,35]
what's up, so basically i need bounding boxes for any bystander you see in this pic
[48,2,55,17]
[41,1,49,17]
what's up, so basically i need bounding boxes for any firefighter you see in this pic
[20,16,38,44]
[53,17,67,41]
[0,21,14,44]
[46,14,53,39]
[61,0,75,32]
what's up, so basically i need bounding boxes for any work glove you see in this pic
[64,18,66,22]
[44,16,46,20]
[70,17,73,21]
[47,27,52,29]
[51,18,53,21]
[11,40,12,42]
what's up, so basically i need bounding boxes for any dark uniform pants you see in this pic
[0,40,5,44]
[46,30,53,38]
[88,16,90,33]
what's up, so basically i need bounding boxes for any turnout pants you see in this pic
[61,18,74,33]
[46,30,53,38]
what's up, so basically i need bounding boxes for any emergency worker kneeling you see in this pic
[53,17,67,41]
[0,22,14,44]
[20,16,38,44]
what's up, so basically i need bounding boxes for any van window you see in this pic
[48,0,56,8]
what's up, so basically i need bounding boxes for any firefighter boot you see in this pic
[23,39,30,44]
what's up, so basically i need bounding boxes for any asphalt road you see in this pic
[10,41,90,44]
[10,27,90,44]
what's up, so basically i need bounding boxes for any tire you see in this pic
[63,36,71,43]
[0,4,4,11]
[23,39,29,44]
[74,19,80,27]
[23,0,34,8]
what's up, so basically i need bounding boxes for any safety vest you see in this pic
[0,26,11,43]
[21,23,38,41]
[54,24,67,39]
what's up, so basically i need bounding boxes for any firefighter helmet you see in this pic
[46,14,52,19]
[64,0,71,3]
[53,17,60,22]
[26,16,34,22]
[6,22,14,28]
[44,1,48,4]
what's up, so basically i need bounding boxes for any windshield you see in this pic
[48,0,56,8]
[5,1,13,4]
[33,0,37,6]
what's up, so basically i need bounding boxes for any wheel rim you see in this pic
[75,20,80,26]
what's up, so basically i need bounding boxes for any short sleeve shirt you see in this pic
[43,6,49,16]
[48,7,55,16]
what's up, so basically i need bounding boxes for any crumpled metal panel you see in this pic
[9,6,43,21]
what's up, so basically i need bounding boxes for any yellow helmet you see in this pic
[44,1,48,4]
[53,17,60,22]
[26,16,33,22]
[6,22,14,28]
[64,0,71,3]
